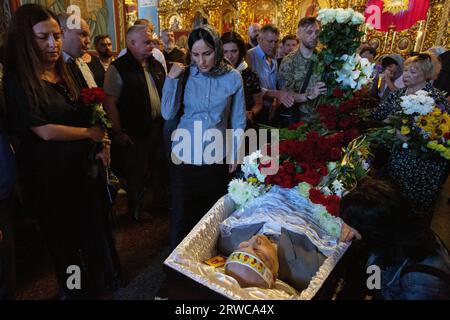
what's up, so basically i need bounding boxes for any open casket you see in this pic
[164,192,350,300]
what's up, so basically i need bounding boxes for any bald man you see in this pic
[247,23,261,50]
[103,25,167,222]
[118,19,167,74]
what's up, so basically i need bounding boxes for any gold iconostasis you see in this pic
[2,0,450,56]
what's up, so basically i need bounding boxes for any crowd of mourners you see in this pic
[0,4,449,300]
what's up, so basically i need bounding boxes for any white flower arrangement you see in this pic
[228,178,266,208]
[400,90,435,115]
[317,8,365,26]
[312,205,342,238]
[297,181,343,238]
[331,180,346,197]
[297,182,312,198]
[241,150,272,183]
[335,54,375,91]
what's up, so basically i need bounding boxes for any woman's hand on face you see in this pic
[89,126,107,142]
[168,62,185,79]
[340,223,362,242]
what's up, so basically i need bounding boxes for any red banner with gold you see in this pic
[365,0,430,31]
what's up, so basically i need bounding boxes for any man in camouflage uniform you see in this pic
[278,17,327,127]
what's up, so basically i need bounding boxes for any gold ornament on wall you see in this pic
[382,0,410,15]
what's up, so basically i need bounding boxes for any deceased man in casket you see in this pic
[165,186,359,299]
[218,186,359,292]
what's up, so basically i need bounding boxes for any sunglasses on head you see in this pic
[417,53,431,61]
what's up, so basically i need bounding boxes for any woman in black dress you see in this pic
[372,52,450,221]
[3,4,119,298]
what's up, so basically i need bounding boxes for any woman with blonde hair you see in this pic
[372,52,450,222]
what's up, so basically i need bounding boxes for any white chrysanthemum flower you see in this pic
[312,204,342,238]
[228,178,263,207]
[297,182,312,198]
[331,180,346,197]
[401,91,435,115]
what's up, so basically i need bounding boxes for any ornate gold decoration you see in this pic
[117,0,126,51]
[435,0,450,47]
[364,20,424,58]
[422,0,446,51]
[352,0,368,13]
[156,0,449,52]
[382,0,410,15]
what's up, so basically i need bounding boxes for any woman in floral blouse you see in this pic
[221,31,263,128]
[372,52,450,222]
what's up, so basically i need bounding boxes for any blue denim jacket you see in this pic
[368,237,450,300]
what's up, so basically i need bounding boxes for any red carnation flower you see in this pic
[304,170,321,186]
[323,119,338,130]
[326,202,340,217]
[332,88,344,98]
[330,147,342,160]
[288,121,306,130]
[317,105,337,118]
[309,188,325,204]
[338,117,352,129]
[80,87,105,105]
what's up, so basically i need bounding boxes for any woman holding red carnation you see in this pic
[3,5,120,298]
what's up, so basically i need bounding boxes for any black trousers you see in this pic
[123,123,169,215]
[169,163,228,250]
[0,196,15,300]
[35,172,120,299]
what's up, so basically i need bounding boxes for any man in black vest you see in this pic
[103,25,166,222]
[89,34,114,87]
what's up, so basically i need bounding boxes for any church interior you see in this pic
[0,0,449,302]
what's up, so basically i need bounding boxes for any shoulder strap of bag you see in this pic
[178,65,190,117]
[300,60,315,94]
[400,263,450,283]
